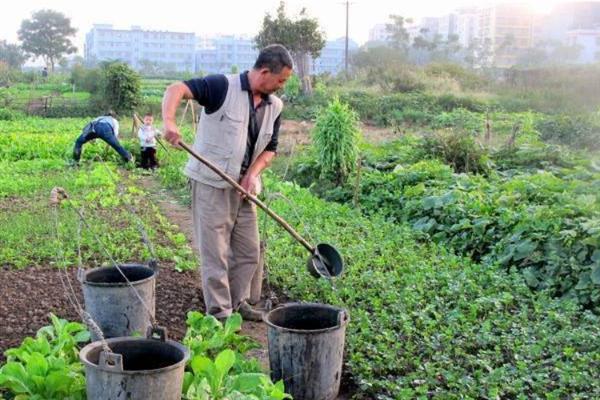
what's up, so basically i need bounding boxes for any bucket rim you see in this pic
[264,302,349,334]
[79,337,190,375]
[81,264,156,287]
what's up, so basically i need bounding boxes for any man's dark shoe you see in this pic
[238,301,265,322]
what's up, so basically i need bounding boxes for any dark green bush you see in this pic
[536,114,600,150]
[264,176,600,399]
[93,62,141,116]
[0,107,22,120]
[419,130,491,174]
[312,97,361,184]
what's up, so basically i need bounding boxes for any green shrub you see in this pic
[419,130,491,174]
[263,176,600,399]
[424,62,488,90]
[94,62,142,116]
[283,74,301,101]
[0,107,21,120]
[434,92,488,113]
[431,108,485,133]
[536,114,600,150]
[70,65,103,94]
[312,97,361,184]
[0,314,89,399]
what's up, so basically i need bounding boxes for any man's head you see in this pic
[251,44,293,95]
[143,112,154,126]
[105,109,117,118]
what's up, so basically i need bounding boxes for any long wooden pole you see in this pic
[178,141,315,254]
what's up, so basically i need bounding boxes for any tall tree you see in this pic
[464,37,493,69]
[255,1,325,95]
[0,41,27,69]
[98,62,141,115]
[386,15,413,54]
[18,9,77,72]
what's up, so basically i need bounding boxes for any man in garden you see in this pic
[72,111,133,164]
[161,44,293,321]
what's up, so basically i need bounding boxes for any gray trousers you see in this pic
[191,180,260,318]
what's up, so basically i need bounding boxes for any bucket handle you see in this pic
[99,351,124,372]
[147,326,168,342]
[337,310,349,327]
[148,259,159,276]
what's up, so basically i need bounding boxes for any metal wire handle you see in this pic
[50,187,158,329]
[50,190,112,354]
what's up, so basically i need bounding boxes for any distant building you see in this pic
[411,15,458,40]
[84,24,195,72]
[312,37,359,75]
[420,17,440,38]
[455,7,480,47]
[194,35,357,77]
[535,1,600,43]
[478,3,535,67]
[195,35,257,74]
[368,24,390,42]
[566,28,600,63]
[437,14,458,38]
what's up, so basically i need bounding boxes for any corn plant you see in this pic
[311,97,361,185]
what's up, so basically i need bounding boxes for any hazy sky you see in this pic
[0,0,578,53]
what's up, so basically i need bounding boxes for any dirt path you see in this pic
[0,264,202,364]
[136,173,352,398]
[135,174,270,368]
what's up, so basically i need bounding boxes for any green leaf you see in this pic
[182,371,194,393]
[591,265,600,285]
[513,240,537,261]
[0,363,31,394]
[214,349,236,375]
[190,356,214,377]
[73,330,91,343]
[224,313,243,334]
[26,353,48,377]
[231,372,266,392]
[592,249,600,263]
[522,268,539,288]
[575,272,591,290]
[46,371,70,394]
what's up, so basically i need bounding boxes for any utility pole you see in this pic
[344,0,350,78]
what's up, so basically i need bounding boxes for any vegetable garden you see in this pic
[1,78,600,399]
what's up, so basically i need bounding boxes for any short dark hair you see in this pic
[253,44,293,73]
[105,109,117,118]
[144,112,153,117]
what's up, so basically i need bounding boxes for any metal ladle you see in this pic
[179,141,343,279]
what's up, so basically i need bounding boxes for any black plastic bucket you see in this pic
[80,328,189,400]
[80,263,157,340]
[265,303,349,400]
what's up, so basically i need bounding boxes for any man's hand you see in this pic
[239,173,259,198]
[163,120,182,146]
[162,82,193,147]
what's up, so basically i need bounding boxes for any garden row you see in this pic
[260,176,600,398]
[147,115,600,398]
[0,117,196,271]
[0,117,294,399]
[287,131,600,312]
[283,87,600,151]
[0,312,290,399]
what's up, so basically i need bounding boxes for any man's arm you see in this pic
[113,119,120,137]
[161,83,194,146]
[240,151,276,195]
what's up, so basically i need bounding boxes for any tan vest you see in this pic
[184,74,283,190]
